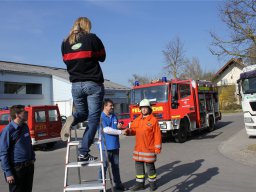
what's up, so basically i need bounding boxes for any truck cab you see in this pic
[237,64,256,136]
[0,105,62,147]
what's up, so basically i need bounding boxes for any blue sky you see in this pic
[0,0,227,87]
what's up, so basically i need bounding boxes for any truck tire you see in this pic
[207,116,215,132]
[174,121,188,143]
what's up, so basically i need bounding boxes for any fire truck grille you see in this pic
[250,102,256,111]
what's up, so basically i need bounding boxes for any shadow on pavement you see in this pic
[156,159,219,192]
[157,159,204,187]
[162,167,219,192]
[122,159,218,191]
[162,121,233,143]
[191,121,233,140]
[215,121,233,130]
[33,141,67,151]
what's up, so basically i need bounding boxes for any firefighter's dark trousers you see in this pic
[135,161,157,183]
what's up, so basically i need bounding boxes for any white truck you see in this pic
[237,64,256,137]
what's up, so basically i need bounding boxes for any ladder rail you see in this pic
[63,103,114,192]
[99,120,114,192]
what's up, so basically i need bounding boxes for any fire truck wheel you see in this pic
[207,116,215,132]
[174,121,188,143]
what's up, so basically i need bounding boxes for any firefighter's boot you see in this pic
[149,181,157,191]
[130,181,145,191]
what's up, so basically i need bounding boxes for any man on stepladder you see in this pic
[61,17,106,162]
[125,99,162,191]
[98,99,127,191]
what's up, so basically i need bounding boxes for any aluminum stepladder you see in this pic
[63,120,114,192]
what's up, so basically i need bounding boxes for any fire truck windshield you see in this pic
[131,85,168,104]
[242,77,256,94]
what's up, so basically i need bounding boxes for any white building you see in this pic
[212,58,246,105]
[213,58,245,86]
[0,61,130,116]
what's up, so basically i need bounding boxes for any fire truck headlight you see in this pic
[160,124,167,129]
[244,117,254,123]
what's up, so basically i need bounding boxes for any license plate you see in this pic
[38,133,47,137]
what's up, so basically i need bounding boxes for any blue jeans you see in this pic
[98,149,122,186]
[71,81,104,154]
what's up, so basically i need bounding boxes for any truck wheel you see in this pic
[207,116,215,132]
[174,123,188,143]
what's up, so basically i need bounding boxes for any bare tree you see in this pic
[210,0,256,63]
[180,57,203,80]
[247,43,256,64]
[200,71,216,81]
[163,36,188,78]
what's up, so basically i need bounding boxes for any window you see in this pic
[35,111,46,122]
[3,81,42,94]
[171,84,178,100]
[221,79,228,85]
[49,110,58,122]
[179,84,191,98]
[131,85,168,104]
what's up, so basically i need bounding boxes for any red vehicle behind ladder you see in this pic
[129,78,221,143]
[0,105,62,147]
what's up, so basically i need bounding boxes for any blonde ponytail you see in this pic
[66,17,92,45]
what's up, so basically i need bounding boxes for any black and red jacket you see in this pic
[61,33,106,83]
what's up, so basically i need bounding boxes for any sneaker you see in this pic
[60,115,74,141]
[78,154,98,162]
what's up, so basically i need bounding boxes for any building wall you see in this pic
[215,63,243,86]
[52,76,73,116]
[0,71,52,107]
[214,63,243,105]
[0,71,130,116]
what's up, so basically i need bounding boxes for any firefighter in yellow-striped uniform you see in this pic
[125,99,162,191]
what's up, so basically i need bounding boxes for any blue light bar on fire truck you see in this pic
[0,106,9,110]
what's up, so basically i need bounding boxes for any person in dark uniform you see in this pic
[0,105,35,192]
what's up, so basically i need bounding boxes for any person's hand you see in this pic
[155,149,161,154]
[6,176,15,184]
[121,128,129,135]
[117,121,124,129]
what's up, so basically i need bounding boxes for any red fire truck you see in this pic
[129,78,222,143]
[0,105,62,148]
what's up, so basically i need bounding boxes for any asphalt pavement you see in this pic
[219,113,256,168]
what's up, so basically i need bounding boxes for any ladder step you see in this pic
[68,138,100,146]
[66,161,103,167]
[65,181,105,191]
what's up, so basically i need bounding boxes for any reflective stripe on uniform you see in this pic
[63,49,105,61]
[148,177,157,182]
[148,174,157,179]
[133,155,156,162]
[136,178,145,182]
[155,145,161,148]
[133,151,155,156]
[136,175,145,179]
